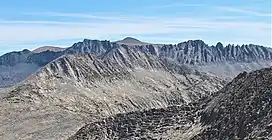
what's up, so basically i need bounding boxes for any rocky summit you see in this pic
[70,67,272,140]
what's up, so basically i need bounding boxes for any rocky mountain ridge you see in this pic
[0,38,271,87]
[2,38,271,67]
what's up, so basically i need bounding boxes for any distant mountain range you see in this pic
[0,37,271,87]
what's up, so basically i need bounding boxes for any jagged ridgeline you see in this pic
[70,67,272,140]
[0,38,272,87]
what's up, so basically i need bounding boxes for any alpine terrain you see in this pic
[70,67,272,140]
[0,43,224,140]
[0,38,271,140]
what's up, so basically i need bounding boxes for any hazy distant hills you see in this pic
[0,37,271,87]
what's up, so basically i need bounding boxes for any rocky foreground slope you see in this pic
[0,45,225,140]
[70,67,272,140]
[1,38,271,87]
[193,67,272,139]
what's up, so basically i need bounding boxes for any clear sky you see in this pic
[0,0,271,55]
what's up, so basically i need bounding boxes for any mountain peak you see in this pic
[186,39,206,44]
[32,46,65,53]
[22,49,31,53]
[116,37,149,45]
[122,37,141,42]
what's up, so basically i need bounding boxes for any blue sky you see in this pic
[0,0,271,54]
